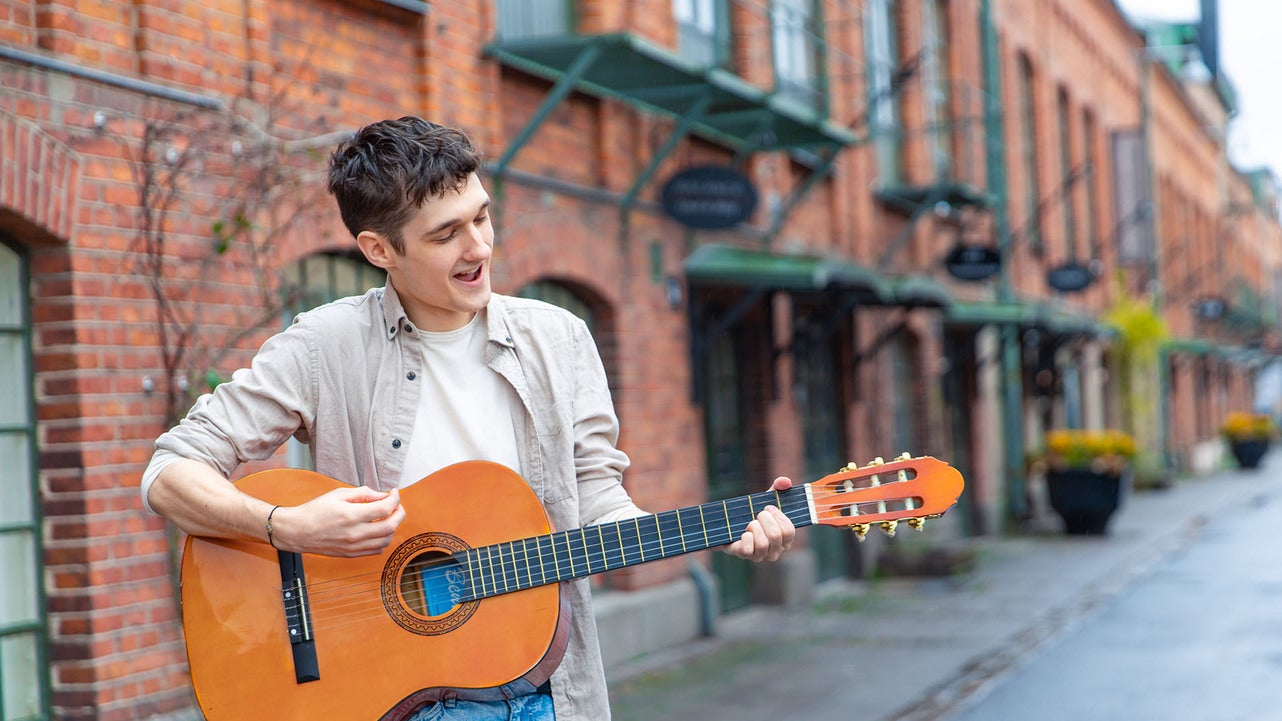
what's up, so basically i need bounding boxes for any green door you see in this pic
[703,329,754,612]
[794,320,851,581]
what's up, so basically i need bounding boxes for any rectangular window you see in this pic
[673,0,731,68]
[495,0,572,40]
[1082,109,1100,260]
[771,0,824,111]
[866,0,902,184]
[1057,87,1077,258]
[1018,55,1042,252]
[922,0,952,178]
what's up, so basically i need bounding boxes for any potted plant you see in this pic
[1220,412,1275,469]
[1035,429,1137,535]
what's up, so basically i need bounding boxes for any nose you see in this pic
[463,222,492,260]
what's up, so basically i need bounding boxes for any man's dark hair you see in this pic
[326,116,482,254]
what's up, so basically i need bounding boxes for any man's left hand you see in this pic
[724,477,796,562]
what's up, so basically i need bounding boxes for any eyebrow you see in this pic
[423,198,492,238]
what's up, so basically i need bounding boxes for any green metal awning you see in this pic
[485,33,855,155]
[891,275,954,308]
[874,181,993,213]
[1163,338,1217,356]
[946,301,1111,338]
[684,244,890,299]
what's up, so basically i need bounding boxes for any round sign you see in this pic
[1194,297,1226,320]
[660,165,759,230]
[1046,261,1095,293]
[944,243,1002,281]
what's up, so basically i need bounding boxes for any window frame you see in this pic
[0,234,51,721]
[865,0,903,185]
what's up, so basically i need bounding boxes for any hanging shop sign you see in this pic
[660,165,759,230]
[1046,261,1095,293]
[1193,296,1227,320]
[943,243,1002,282]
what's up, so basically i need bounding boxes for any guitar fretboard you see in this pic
[454,487,814,602]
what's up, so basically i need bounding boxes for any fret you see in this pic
[614,523,626,568]
[675,509,688,553]
[634,518,646,562]
[485,546,498,597]
[521,538,533,590]
[721,500,732,545]
[465,550,480,602]
[653,514,667,558]
[564,528,579,577]
[580,528,592,575]
[499,542,511,594]
[696,504,710,548]
[596,526,611,571]
[535,535,547,586]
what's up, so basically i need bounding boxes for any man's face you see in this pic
[362,172,494,332]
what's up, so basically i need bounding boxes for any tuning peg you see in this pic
[843,461,859,472]
[898,451,912,460]
[867,457,886,467]
[879,520,898,537]
[847,523,870,541]
[907,517,926,532]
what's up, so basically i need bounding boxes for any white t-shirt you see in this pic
[397,309,523,487]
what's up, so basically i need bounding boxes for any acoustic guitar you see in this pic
[180,456,963,720]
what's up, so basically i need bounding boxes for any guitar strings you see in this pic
[272,495,920,629]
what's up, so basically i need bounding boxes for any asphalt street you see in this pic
[607,453,1282,721]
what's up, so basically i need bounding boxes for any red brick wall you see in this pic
[3,0,1279,717]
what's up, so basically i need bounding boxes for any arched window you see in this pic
[0,236,47,719]
[515,280,596,335]
[280,251,382,469]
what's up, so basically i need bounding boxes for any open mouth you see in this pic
[454,266,483,283]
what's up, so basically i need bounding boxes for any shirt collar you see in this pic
[379,276,413,340]
[380,280,515,348]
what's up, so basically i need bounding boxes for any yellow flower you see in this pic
[1037,429,1136,473]
[1221,412,1275,442]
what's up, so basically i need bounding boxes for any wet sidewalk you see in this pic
[607,455,1282,721]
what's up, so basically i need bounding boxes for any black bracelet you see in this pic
[266,505,282,549]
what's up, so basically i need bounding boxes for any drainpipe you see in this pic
[981,0,1028,521]
[686,561,719,637]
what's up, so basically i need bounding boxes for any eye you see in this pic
[474,213,489,226]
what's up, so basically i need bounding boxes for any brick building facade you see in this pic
[1,0,1277,718]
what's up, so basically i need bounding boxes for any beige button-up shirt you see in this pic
[146,283,643,720]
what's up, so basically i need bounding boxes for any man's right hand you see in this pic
[148,459,406,558]
[270,486,405,557]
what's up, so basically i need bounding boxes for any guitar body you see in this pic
[180,462,568,721]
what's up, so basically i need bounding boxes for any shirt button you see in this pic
[389,325,396,334]
[406,371,416,380]
[403,323,413,333]
[391,439,402,449]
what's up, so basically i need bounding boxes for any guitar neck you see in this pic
[456,487,814,603]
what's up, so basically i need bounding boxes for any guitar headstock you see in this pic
[808,454,964,540]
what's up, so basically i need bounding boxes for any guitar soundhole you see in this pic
[400,551,464,617]
[382,532,479,637]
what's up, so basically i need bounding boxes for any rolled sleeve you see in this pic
[149,324,316,493]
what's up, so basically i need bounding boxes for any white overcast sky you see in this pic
[1115,0,1282,179]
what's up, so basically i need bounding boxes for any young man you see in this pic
[143,116,795,720]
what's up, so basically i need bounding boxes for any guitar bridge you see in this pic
[278,551,320,684]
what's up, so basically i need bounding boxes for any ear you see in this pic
[357,230,398,271]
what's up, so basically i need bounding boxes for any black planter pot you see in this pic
[1230,439,1270,469]
[1045,468,1123,535]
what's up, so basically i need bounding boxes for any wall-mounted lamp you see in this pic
[664,276,684,310]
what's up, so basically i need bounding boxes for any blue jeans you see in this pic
[405,694,555,721]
